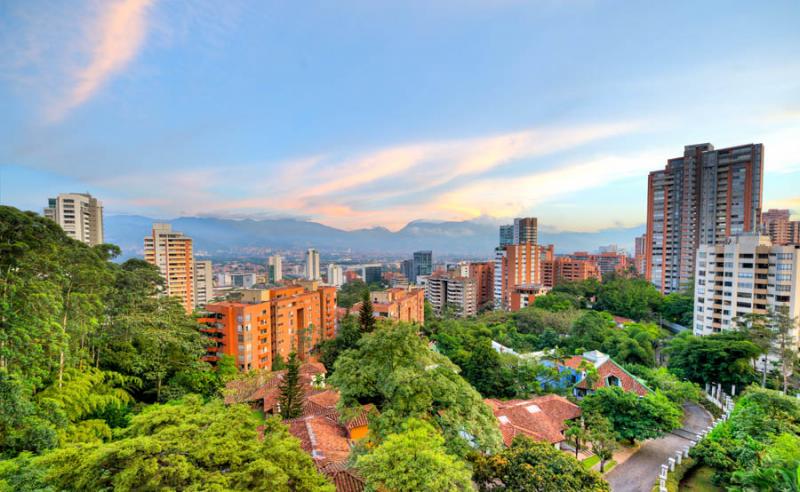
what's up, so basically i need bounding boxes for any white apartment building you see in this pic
[425,273,477,318]
[194,260,214,308]
[693,234,799,350]
[144,223,195,313]
[326,263,344,287]
[305,248,320,280]
[44,193,104,245]
[268,254,283,282]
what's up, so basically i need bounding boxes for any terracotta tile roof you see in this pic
[487,394,581,446]
[574,358,650,396]
[318,461,365,492]
[561,355,585,370]
[341,404,373,431]
[224,362,327,406]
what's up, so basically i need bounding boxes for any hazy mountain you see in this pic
[106,215,645,259]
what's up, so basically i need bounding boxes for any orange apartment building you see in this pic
[144,223,195,313]
[761,209,800,246]
[348,287,425,324]
[499,242,540,309]
[200,283,336,371]
[468,261,495,308]
[571,251,630,277]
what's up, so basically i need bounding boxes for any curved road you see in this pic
[606,403,712,492]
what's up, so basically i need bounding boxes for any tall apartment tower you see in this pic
[645,143,764,294]
[194,260,214,308]
[267,254,283,283]
[499,225,514,246]
[413,250,433,280]
[513,217,538,245]
[144,224,195,313]
[44,193,104,246]
[761,209,800,246]
[326,263,344,287]
[495,217,540,310]
[693,234,799,350]
[634,235,647,274]
[305,249,320,280]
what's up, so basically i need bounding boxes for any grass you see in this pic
[601,460,617,473]
[679,465,721,492]
[582,455,600,469]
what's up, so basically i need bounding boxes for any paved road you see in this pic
[606,403,712,492]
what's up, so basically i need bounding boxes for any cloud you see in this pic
[47,0,155,121]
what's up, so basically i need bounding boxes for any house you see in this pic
[485,394,582,449]
[558,350,651,398]
[224,361,327,413]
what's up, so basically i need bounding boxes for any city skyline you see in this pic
[1,1,799,232]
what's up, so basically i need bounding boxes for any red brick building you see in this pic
[348,287,425,324]
[559,350,650,398]
[468,261,495,309]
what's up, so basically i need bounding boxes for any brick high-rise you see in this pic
[468,261,495,309]
[761,209,800,246]
[645,143,764,293]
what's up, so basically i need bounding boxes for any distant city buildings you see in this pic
[231,273,257,289]
[540,246,601,288]
[495,218,541,311]
[43,192,104,246]
[326,263,344,287]
[305,248,320,280]
[194,260,214,308]
[761,209,800,246]
[634,234,647,274]
[348,287,425,324]
[144,223,195,313]
[267,254,283,283]
[645,143,764,293]
[401,250,433,284]
[201,283,336,371]
[425,272,478,318]
[693,234,799,348]
[571,250,630,276]
[362,264,383,285]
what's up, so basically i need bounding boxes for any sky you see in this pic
[1,0,799,232]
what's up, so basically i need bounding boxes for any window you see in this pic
[777,253,794,260]
[777,264,792,271]
[606,375,622,387]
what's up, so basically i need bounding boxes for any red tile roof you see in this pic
[486,394,581,446]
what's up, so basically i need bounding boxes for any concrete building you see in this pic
[362,265,383,285]
[634,234,647,274]
[44,193,104,245]
[761,209,800,246]
[513,217,538,245]
[267,254,283,283]
[305,248,320,280]
[194,260,214,308]
[645,143,764,294]
[693,235,800,351]
[413,250,433,282]
[468,261,495,309]
[144,224,195,313]
[541,256,601,288]
[510,284,548,311]
[231,273,257,289]
[572,251,630,276]
[425,272,477,317]
[499,242,541,310]
[349,287,425,324]
[200,283,337,371]
[499,224,514,247]
[326,263,344,287]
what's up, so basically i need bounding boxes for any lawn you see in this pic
[602,460,617,473]
[679,465,721,492]
[582,455,599,469]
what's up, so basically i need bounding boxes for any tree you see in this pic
[532,292,579,312]
[580,386,682,442]
[472,436,610,492]
[587,414,618,473]
[317,315,361,374]
[595,276,663,321]
[623,365,702,404]
[564,417,590,459]
[359,291,376,333]
[356,418,472,492]
[666,331,761,390]
[337,280,369,309]
[278,352,304,419]
[330,322,503,457]
[733,313,772,387]
[0,396,335,491]
[769,307,798,394]
[661,286,694,327]
[567,311,614,352]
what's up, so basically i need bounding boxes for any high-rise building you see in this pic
[362,265,383,285]
[634,235,647,274]
[761,209,800,246]
[326,263,344,287]
[305,248,320,280]
[499,242,540,310]
[144,224,195,313]
[693,234,799,353]
[645,143,764,293]
[401,259,415,282]
[499,225,514,247]
[513,217,538,245]
[425,272,477,318]
[468,261,495,309]
[43,193,104,245]
[412,250,433,282]
[200,284,337,371]
[541,256,601,288]
[194,260,214,308]
[572,251,630,276]
[267,254,283,283]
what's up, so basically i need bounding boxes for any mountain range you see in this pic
[105,215,645,259]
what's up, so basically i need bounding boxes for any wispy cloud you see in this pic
[48,0,155,121]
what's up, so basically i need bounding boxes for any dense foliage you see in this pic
[691,386,800,490]
[0,396,334,492]
[666,331,761,389]
[471,436,610,491]
[580,386,682,442]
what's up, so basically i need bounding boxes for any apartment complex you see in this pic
[326,263,344,287]
[693,234,799,349]
[367,287,425,323]
[494,218,541,310]
[305,248,320,280]
[362,265,383,284]
[645,143,764,293]
[201,283,337,371]
[761,209,800,246]
[425,272,478,317]
[194,260,214,308]
[541,256,601,288]
[572,250,630,276]
[468,261,495,309]
[144,223,195,313]
[267,254,283,283]
[402,250,433,283]
[44,193,104,246]
[634,235,647,274]
[513,217,538,245]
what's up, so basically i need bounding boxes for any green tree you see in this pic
[356,418,472,492]
[472,436,610,492]
[1,396,334,491]
[317,314,361,374]
[595,275,663,321]
[733,313,772,387]
[587,414,618,473]
[330,322,503,457]
[661,286,694,327]
[532,292,580,312]
[770,307,798,394]
[278,352,304,419]
[666,331,760,390]
[564,417,590,459]
[336,280,369,308]
[623,365,702,403]
[580,386,682,442]
[359,291,376,333]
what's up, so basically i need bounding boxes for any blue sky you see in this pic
[1,0,798,231]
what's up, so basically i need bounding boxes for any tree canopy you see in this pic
[580,386,682,442]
